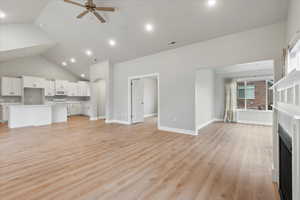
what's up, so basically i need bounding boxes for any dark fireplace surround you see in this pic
[278,124,292,200]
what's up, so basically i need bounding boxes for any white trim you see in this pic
[158,125,196,135]
[144,113,157,118]
[272,165,279,183]
[89,117,98,121]
[105,120,131,125]
[98,116,106,119]
[237,120,272,126]
[235,109,273,113]
[128,73,160,128]
[197,118,223,131]
[236,76,273,82]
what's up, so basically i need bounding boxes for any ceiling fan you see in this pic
[64,0,115,23]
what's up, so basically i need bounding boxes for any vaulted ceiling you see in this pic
[1,0,289,78]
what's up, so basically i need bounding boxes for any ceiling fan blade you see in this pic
[93,11,106,23]
[77,10,89,18]
[95,7,115,12]
[64,0,85,8]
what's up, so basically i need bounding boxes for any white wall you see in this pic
[214,75,225,120]
[143,78,158,117]
[97,80,106,118]
[113,23,286,133]
[89,61,113,121]
[287,0,300,42]
[0,56,79,81]
[196,69,215,131]
[236,110,273,126]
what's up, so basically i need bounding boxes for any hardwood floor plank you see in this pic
[0,117,277,200]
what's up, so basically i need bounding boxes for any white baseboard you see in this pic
[89,117,98,121]
[159,126,196,136]
[237,120,272,126]
[105,120,131,125]
[98,116,106,120]
[197,118,223,131]
[144,113,158,118]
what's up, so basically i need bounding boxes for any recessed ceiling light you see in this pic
[62,62,67,66]
[145,23,154,32]
[109,39,116,47]
[207,0,217,7]
[85,49,93,56]
[81,74,85,78]
[70,58,76,63]
[0,11,6,19]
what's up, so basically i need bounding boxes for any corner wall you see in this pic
[195,69,215,131]
[144,78,158,117]
[89,61,113,121]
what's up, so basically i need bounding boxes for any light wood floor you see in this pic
[0,117,278,200]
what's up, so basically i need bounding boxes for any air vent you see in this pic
[168,41,177,46]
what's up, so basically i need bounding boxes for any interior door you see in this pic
[131,79,144,123]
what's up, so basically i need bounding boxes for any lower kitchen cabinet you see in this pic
[0,103,21,122]
[67,102,91,117]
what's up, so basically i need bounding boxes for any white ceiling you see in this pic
[0,44,55,62]
[0,0,50,24]
[214,60,274,78]
[1,0,288,78]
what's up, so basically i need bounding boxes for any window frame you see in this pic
[236,78,273,112]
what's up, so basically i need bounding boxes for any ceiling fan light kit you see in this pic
[64,0,115,23]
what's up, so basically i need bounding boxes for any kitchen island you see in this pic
[8,104,68,128]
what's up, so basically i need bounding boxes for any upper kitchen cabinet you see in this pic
[67,82,78,97]
[77,82,90,97]
[1,77,22,96]
[44,80,55,97]
[23,76,45,88]
[55,80,69,95]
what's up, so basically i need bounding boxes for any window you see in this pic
[237,85,255,99]
[236,79,273,111]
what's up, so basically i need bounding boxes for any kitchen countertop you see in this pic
[9,104,51,108]
[0,102,22,105]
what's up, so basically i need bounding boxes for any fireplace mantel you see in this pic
[273,68,300,200]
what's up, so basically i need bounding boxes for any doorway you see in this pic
[128,73,159,127]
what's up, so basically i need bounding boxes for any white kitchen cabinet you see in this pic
[23,76,45,88]
[67,82,78,97]
[44,80,55,96]
[77,82,90,97]
[1,77,22,96]
[55,80,69,95]
[0,103,21,122]
[0,105,9,122]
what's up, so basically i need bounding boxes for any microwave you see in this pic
[55,91,67,96]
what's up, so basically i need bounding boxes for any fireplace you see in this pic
[279,124,292,200]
